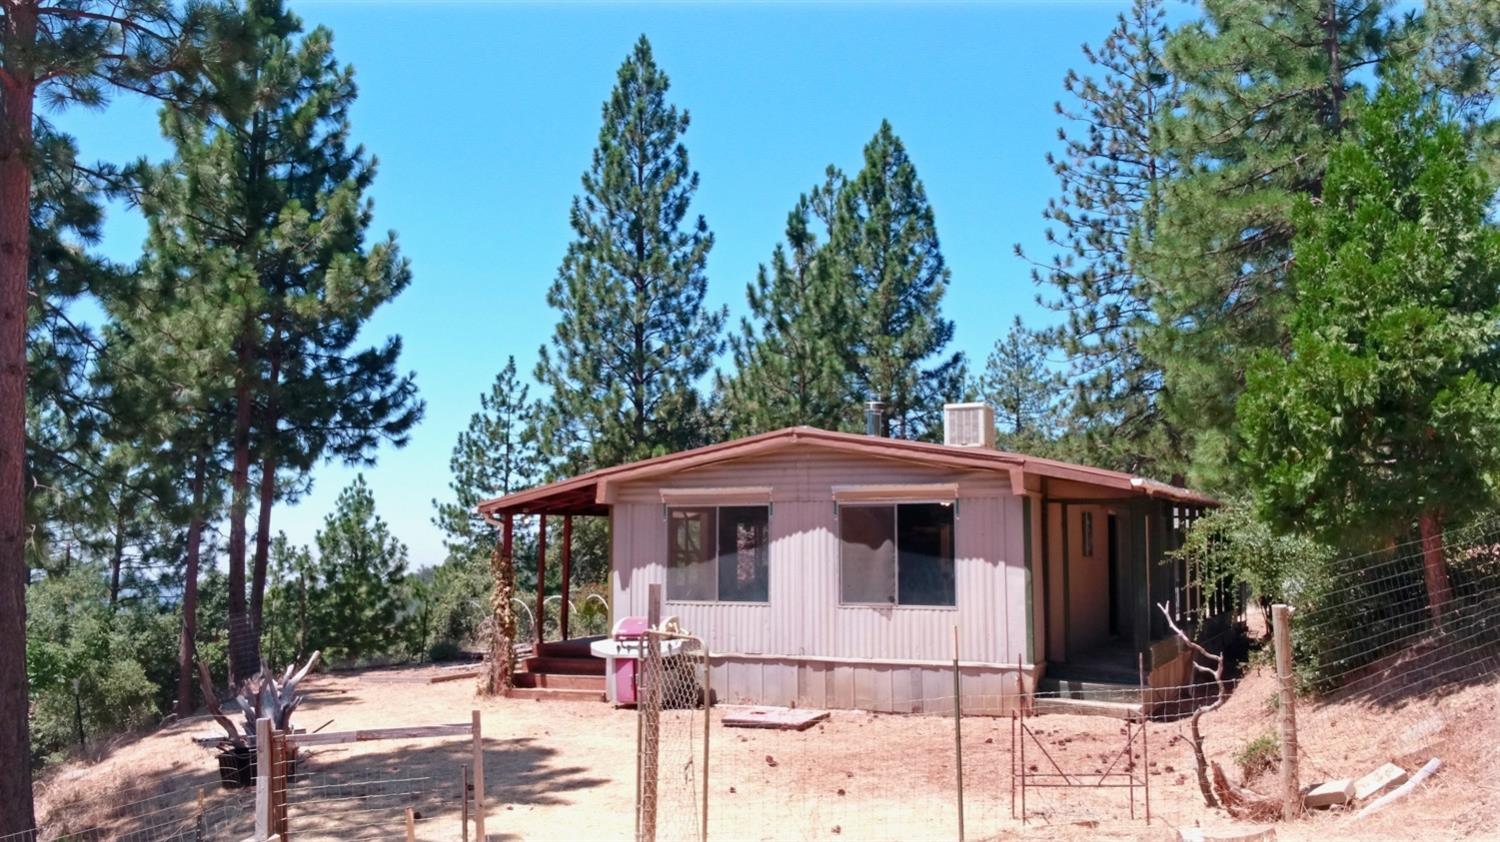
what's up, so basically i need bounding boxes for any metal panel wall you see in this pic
[609,445,1024,666]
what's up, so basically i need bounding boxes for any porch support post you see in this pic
[1060,503,1071,663]
[1132,502,1151,651]
[481,514,517,695]
[536,514,548,647]
[560,515,573,641]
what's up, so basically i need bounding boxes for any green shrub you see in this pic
[1234,733,1279,781]
[428,640,464,663]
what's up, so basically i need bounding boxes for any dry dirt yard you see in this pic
[32,662,1500,841]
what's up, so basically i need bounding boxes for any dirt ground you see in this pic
[31,660,1500,841]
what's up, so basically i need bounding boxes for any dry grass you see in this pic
[29,658,1500,841]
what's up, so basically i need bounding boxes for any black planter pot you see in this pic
[215,744,300,790]
[217,745,255,789]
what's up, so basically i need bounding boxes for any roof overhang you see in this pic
[477,426,1217,521]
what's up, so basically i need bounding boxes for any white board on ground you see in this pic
[722,705,830,731]
[1354,763,1408,801]
[1303,778,1355,809]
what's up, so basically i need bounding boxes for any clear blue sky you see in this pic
[59,0,1151,567]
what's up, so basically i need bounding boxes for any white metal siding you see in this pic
[610,445,1024,665]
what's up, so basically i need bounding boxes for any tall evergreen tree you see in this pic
[433,356,539,563]
[535,35,725,474]
[0,2,217,822]
[304,476,408,662]
[1239,83,1500,623]
[827,121,963,439]
[978,318,1067,456]
[720,174,851,435]
[142,0,420,679]
[1022,0,1181,474]
[1141,0,1395,489]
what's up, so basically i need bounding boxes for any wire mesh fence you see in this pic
[637,630,710,842]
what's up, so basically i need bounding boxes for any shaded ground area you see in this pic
[31,658,1500,841]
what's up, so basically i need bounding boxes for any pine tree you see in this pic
[1141,0,1396,489]
[140,0,420,679]
[0,3,219,820]
[535,35,726,473]
[433,356,539,563]
[827,121,963,439]
[720,174,851,435]
[1021,0,1181,474]
[978,318,1067,456]
[304,476,408,662]
[1418,0,1500,131]
[1239,82,1500,623]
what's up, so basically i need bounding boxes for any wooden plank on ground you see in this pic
[429,668,483,684]
[294,723,473,746]
[722,706,830,731]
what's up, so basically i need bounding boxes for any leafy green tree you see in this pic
[535,35,726,474]
[1239,83,1500,623]
[433,356,539,563]
[25,566,163,764]
[827,121,963,439]
[304,475,409,662]
[1022,0,1181,474]
[1143,0,1396,489]
[977,318,1067,456]
[720,174,852,435]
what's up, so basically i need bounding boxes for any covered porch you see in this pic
[1031,483,1235,713]
[479,481,613,701]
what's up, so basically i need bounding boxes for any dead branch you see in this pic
[1160,600,1228,808]
[1211,760,1282,821]
[196,659,245,747]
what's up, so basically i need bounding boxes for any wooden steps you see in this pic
[523,655,606,676]
[1033,695,1143,720]
[504,686,607,703]
[512,671,606,691]
[507,638,609,702]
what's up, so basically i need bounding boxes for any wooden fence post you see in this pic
[1272,604,1303,820]
[638,585,663,842]
[256,717,272,841]
[472,710,486,842]
[405,806,416,842]
[461,764,470,842]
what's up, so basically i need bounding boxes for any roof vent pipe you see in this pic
[864,399,887,438]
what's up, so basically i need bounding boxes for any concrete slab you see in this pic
[1177,827,1276,842]
[1354,763,1409,801]
[722,705,830,731]
[1304,778,1355,809]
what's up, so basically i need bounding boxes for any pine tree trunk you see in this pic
[251,450,276,635]
[1419,509,1453,626]
[250,325,282,636]
[176,451,207,717]
[0,3,39,829]
[226,329,259,682]
[109,504,125,607]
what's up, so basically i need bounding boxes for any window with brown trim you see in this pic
[838,502,955,606]
[667,505,770,602]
